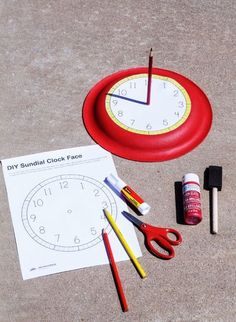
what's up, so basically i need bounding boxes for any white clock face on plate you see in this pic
[105,74,191,134]
[21,175,117,252]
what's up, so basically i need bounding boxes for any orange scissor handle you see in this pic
[140,224,182,260]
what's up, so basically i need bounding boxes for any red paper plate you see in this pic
[83,67,212,162]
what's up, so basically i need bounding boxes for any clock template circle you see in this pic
[83,67,212,162]
[21,174,117,252]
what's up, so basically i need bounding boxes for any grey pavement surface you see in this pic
[0,1,235,321]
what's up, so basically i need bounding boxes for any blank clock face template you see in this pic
[21,175,117,252]
[83,67,212,161]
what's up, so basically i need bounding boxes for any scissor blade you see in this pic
[122,211,144,228]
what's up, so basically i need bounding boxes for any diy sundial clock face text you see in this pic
[2,145,142,279]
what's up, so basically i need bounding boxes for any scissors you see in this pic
[122,211,182,259]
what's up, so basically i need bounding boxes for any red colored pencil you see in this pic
[102,229,128,312]
[146,48,153,105]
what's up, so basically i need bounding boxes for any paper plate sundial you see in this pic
[83,49,212,162]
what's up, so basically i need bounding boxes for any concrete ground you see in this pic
[0,1,235,321]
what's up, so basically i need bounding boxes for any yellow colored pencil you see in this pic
[104,209,147,279]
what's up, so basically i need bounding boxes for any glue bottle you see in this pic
[182,173,202,225]
[107,173,151,215]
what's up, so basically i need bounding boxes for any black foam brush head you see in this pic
[208,166,222,191]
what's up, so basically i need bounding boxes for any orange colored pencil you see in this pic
[102,229,128,312]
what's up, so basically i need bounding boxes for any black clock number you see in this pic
[93,189,100,197]
[44,188,52,196]
[80,182,84,190]
[178,101,184,108]
[33,199,44,207]
[117,110,123,117]
[163,119,169,126]
[118,89,127,96]
[102,201,108,209]
[101,213,107,220]
[146,123,152,130]
[55,234,60,243]
[101,202,108,220]
[39,226,45,234]
[112,99,118,106]
[173,89,179,97]
[74,236,80,244]
[59,181,69,189]
[129,81,136,89]
[90,227,97,235]
[30,214,36,222]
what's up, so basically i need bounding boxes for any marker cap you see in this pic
[107,173,126,193]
